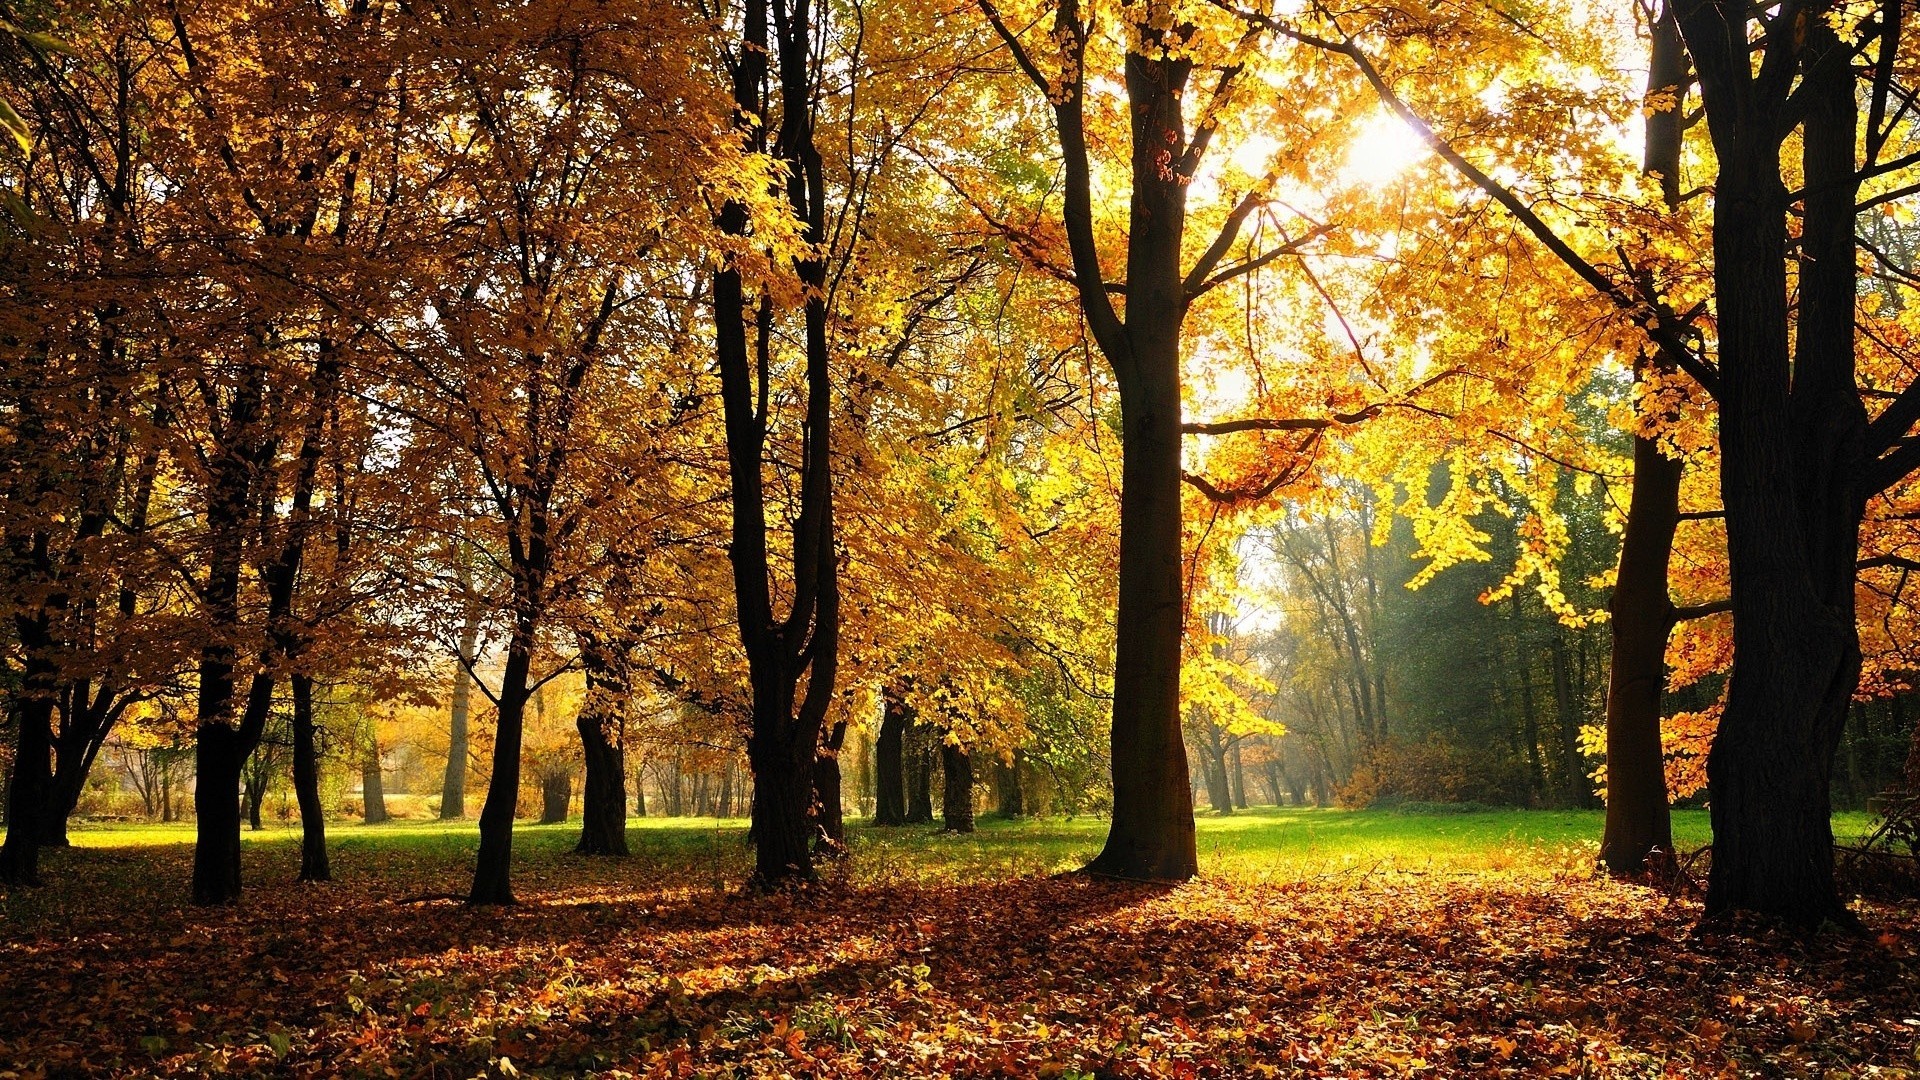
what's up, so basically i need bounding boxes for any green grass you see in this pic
[55,804,1881,885]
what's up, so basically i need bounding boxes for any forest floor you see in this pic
[1,807,1915,1078]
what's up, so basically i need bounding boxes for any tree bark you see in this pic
[874,689,908,825]
[1675,7,1864,926]
[0,659,55,886]
[714,0,841,890]
[568,657,629,849]
[813,720,848,853]
[1600,0,1689,875]
[905,720,934,824]
[361,749,388,825]
[291,673,329,882]
[540,770,570,824]
[941,740,974,833]
[470,643,532,905]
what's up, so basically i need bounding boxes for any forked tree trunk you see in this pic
[874,690,908,825]
[292,674,329,882]
[1673,7,1864,925]
[941,741,974,834]
[714,0,840,890]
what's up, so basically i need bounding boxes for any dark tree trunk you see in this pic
[192,723,249,905]
[575,708,628,856]
[1601,0,1687,875]
[1199,723,1233,815]
[0,666,55,886]
[441,607,481,820]
[941,741,974,833]
[1603,433,1683,872]
[1549,630,1591,808]
[874,690,908,825]
[540,770,570,825]
[814,720,848,853]
[715,0,840,890]
[905,721,934,825]
[995,5,1199,881]
[291,673,329,882]
[470,645,532,905]
[1675,6,1865,926]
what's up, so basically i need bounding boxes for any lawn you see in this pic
[2,807,1914,1078]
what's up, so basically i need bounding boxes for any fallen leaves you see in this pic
[1,838,1916,1078]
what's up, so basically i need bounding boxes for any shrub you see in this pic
[1338,738,1530,808]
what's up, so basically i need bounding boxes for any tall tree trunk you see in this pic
[941,740,974,833]
[1687,15,1863,927]
[1601,0,1688,875]
[1230,737,1249,810]
[292,673,329,882]
[441,603,481,820]
[874,689,908,825]
[1200,722,1234,815]
[715,0,840,889]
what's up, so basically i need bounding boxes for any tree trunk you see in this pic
[1230,738,1249,809]
[574,707,628,856]
[905,721,934,824]
[244,768,265,831]
[192,723,248,905]
[1549,629,1590,808]
[361,748,388,825]
[874,689,908,825]
[995,755,1024,817]
[813,720,848,853]
[292,674,329,882]
[1077,44,1197,883]
[1199,723,1233,815]
[540,770,570,825]
[1601,0,1687,875]
[470,645,532,905]
[441,608,481,820]
[0,672,55,886]
[1706,26,1861,928]
[941,740,974,833]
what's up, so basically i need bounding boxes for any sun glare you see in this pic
[1342,111,1427,188]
